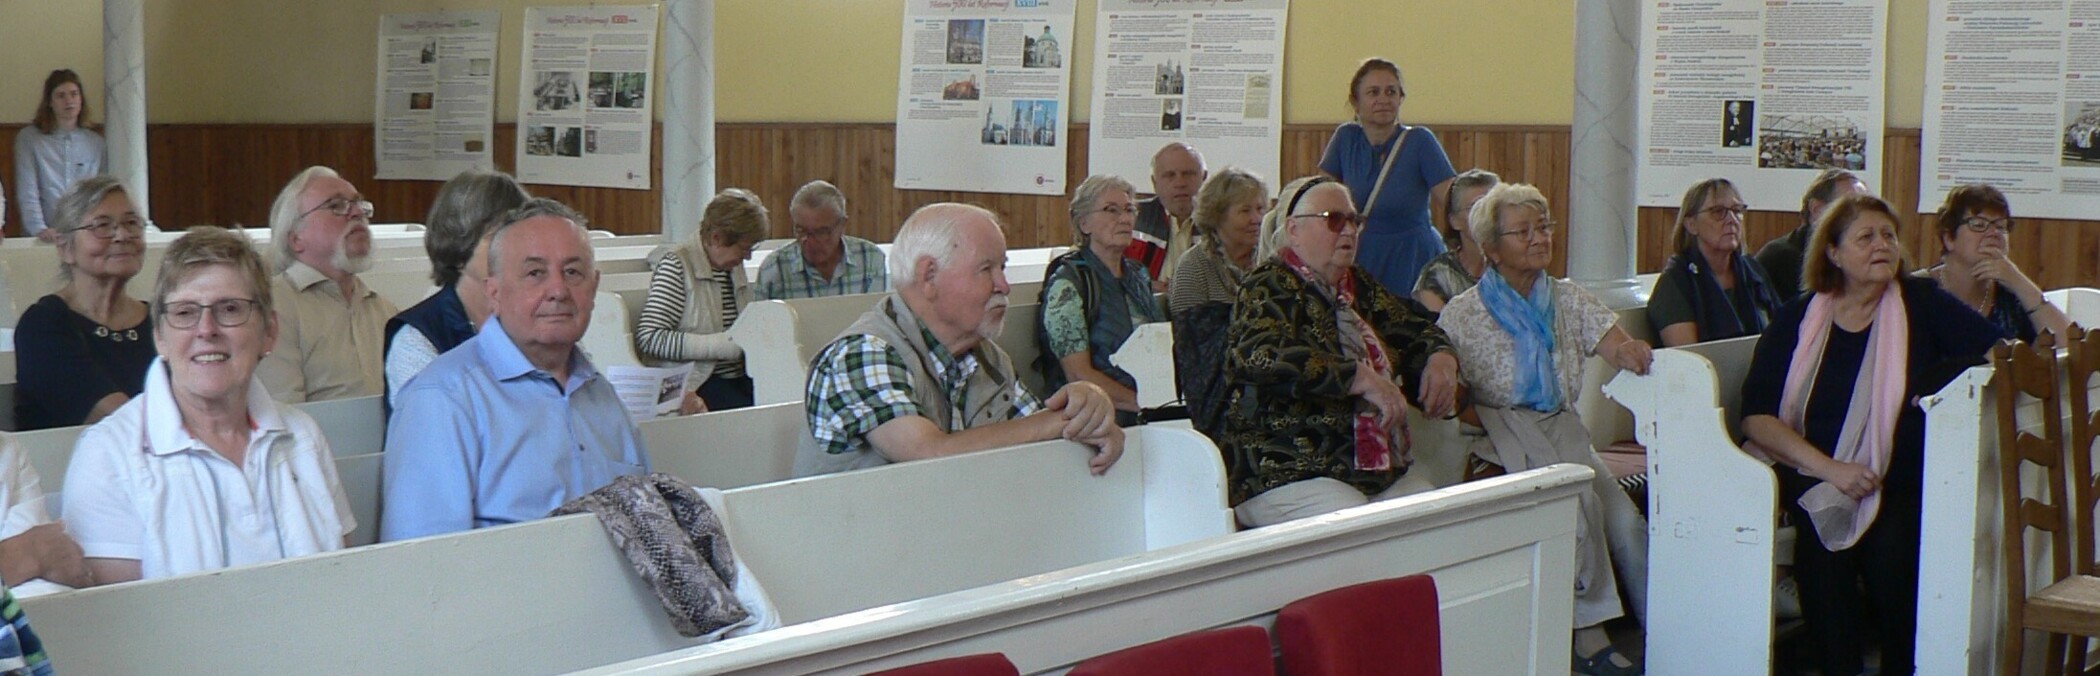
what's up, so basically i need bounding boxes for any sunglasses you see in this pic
[1289,210,1368,233]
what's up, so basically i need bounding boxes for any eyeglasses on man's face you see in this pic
[300,198,374,221]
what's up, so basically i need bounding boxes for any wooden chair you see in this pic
[2062,326,2100,672]
[1998,340,2100,676]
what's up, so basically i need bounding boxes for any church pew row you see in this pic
[1601,338,1771,676]
[21,426,1237,675]
[578,464,1592,676]
[0,233,663,330]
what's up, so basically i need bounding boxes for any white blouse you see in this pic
[62,358,354,580]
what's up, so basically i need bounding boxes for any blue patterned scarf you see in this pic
[1478,268,1560,411]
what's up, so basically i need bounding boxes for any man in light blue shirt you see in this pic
[754,180,889,300]
[380,198,649,541]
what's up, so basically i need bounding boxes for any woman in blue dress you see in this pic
[1319,58,1457,296]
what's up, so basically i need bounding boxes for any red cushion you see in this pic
[1068,626,1275,676]
[1276,575,1442,676]
[865,653,1020,676]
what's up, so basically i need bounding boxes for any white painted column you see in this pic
[103,0,150,221]
[661,0,715,243]
[1569,0,1639,290]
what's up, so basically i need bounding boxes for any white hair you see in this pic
[268,165,342,272]
[790,180,848,220]
[1467,182,1551,249]
[890,203,996,290]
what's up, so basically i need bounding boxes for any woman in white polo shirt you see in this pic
[64,227,354,584]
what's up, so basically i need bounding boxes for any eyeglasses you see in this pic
[1498,221,1558,241]
[1699,205,1749,220]
[70,216,145,241]
[298,197,374,220]
[1095,204,1139,218]
[1961,216,2015,234]
[161,298,262,329]
[1289,210,1368,233]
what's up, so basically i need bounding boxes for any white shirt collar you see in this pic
[140,357,288,457]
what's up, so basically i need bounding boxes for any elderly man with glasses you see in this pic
[255,166,399,403]
[754,180,888,300]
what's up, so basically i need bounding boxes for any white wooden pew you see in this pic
[1602,338,1772,676]
[14,395,385,502]
[582,464,1592,675]
[24,426,1232,675]
[637,403,805,490]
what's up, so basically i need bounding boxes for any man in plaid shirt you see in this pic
[754,180,890,300]
[792,203,1123,478]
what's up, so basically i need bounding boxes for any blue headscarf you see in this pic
[1477,268,1560,411]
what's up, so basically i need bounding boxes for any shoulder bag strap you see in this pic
[1360,125,1412,220]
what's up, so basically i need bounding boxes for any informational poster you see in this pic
[375,11,500,181]
[894,0,1077,195]
[516,5,658,190]
[1636,0,1886,209]
[1922,0,2100,219]
[1087,0,1286,188]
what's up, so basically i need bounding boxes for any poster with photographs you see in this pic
[375,11,499,181]
[516,5,658,190]
[1634,0,1885,209]
[894,0,1077,195]
[1921,0,2100,219]
[1086,0,1289,186]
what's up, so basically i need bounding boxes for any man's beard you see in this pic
[975,295,1009,340]
[332,242,372,275]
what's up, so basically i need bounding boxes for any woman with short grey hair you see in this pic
[1439,182,1653,674]
[1036,174,1164,421]
[14,175,154,430]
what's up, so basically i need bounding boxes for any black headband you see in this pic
[1283,177,1332,220]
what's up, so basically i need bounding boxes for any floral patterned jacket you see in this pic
[1219,261,1454,505]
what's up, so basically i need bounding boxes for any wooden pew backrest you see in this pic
[1602,348,1777,674]
[24,424,1229,675]
[579,464,1593,676]
[639,402,806,490]
[719,425,1229,624]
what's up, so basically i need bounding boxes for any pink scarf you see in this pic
[1747,283,1908,551]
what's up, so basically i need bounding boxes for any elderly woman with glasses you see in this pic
[1037,175,1166,421]
[63,227,355,585]
[14,176,155,430]
[1648,178,1784,347]
[1435,183,1652,675]
[1916,183,2069,344]
[1218,178,1460,528]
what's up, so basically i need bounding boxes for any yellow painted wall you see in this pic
[0,0,1933,128]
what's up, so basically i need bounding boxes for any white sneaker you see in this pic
[1773,576,1803,620]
